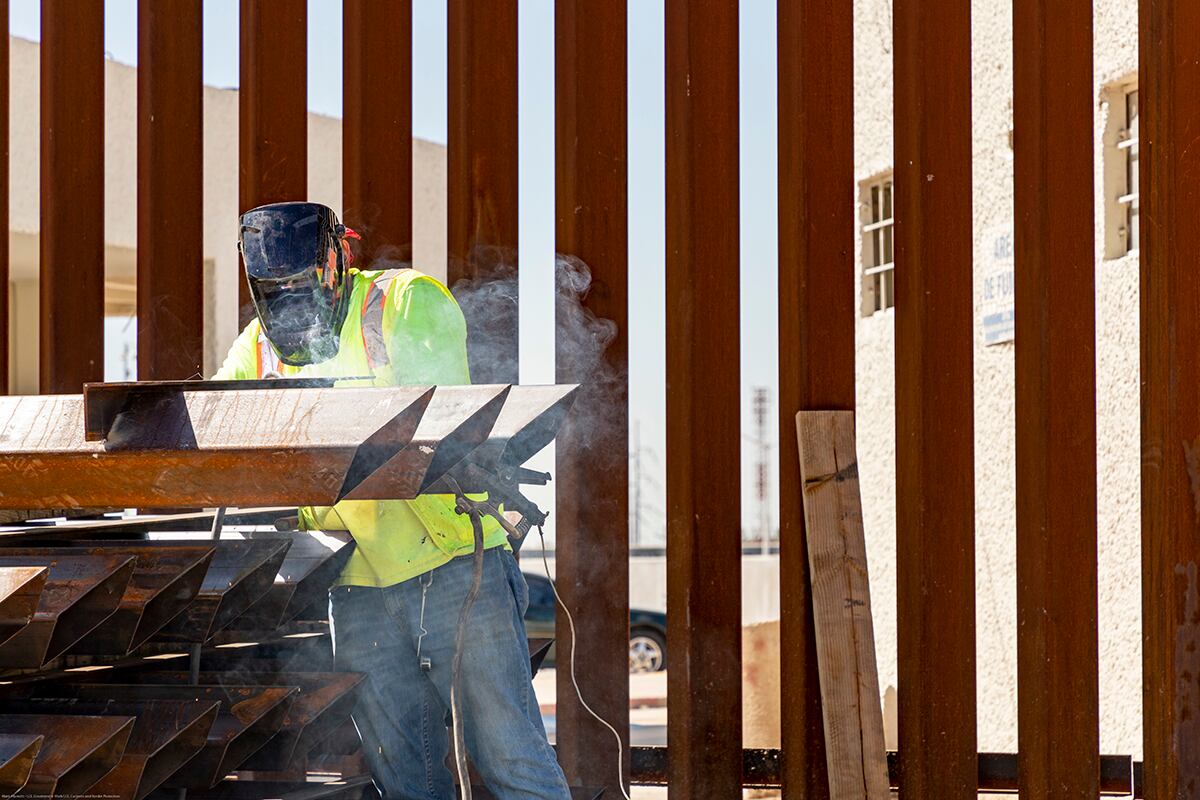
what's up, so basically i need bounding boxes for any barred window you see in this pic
[861,176,895,315]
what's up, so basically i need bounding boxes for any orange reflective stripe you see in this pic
[361,269,405,372]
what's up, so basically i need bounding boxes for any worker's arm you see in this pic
[211,319,261,380]
[380,276,472,386]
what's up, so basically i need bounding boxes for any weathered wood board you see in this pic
[796,410,889,799]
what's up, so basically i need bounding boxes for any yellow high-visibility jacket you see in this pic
[213,268,506,587]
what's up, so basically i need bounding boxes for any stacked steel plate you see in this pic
[0,381,579,799]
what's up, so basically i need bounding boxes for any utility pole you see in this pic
[630,421,642,547]
[753,387,771,554]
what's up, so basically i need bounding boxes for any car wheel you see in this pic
[629,628,666,673]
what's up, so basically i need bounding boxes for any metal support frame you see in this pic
[1013,0,1100,796]
[1139,0,1200,792]
[554,0,631,791]
[239,0,307,327]
[138,0,205,380]
[777,0,856,794]
[893,0,977,795]
[343,0,413,267]
[40,0,104,394]
[664,0,742,796]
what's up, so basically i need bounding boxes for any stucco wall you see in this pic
[852,0,1142,757]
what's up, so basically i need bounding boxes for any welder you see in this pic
[214,201,570,800]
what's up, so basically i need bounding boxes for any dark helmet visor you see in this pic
[238,202,351,366]
[240,202,337,280]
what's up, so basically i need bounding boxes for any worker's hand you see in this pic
[504,510,522,526]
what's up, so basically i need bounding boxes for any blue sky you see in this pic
[13,0,782,543]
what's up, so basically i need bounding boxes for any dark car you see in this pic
[522,572,668,673]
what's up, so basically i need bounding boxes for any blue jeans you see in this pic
[328,547,570,800]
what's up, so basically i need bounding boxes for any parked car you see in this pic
[521,572,668,673]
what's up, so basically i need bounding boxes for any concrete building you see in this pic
[5,35,449,392]
[852,0,1141,757]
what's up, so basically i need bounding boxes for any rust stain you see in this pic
[1175,561,1200,785]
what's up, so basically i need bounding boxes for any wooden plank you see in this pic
[343,0,412,267]
[447,0,519,385]
[777,0,856,794]
[664,0,742,796]
[40,0,105,394]
[1012,0,1099,796]
[795,411,889,800]
[239,0,307,328]
[138,0,205,381]
[553,0,630,792]
[893,0,977,795]
[1139,0,1200,793]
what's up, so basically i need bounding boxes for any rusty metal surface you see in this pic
[664,1,742,796]
[228,534,354,631]
[776,0,856,795]
[0,545,212,656]
[343,0,412,266]
[136,539,291,642]
[75,544,212,654]
[343,384,510,499]
[0,695,218,800]
[1012,0,1099,796]
[0,713,133,798]
[239,0,307,327]
[40,0,104,395]
[0,0,7,394]
[0,387,432,508]
[84,379,355,442]
[137,0,204,381]
[0,508,292,539]
[0,734,42,795]
[1139,0,1200,793]
[52,683,296,789]
[0,554,134,668]
[137,671,364,771]
[447,0,519,385]
[553,0,629,791]
[0,566,48,645]
[893,0,977,795]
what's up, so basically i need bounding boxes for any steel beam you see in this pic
[777,0,856,795]
[227,535,354,631]
[447,0,519,385]
[1012,0,1099,796]
[50,544,214,654]
[239,0,307,327]
[57,684,296,790]
[664,0,742,796]
[0,714,134,798]
[1,696,218,800]
[341,384,510,499]
[0,554,135,668]
[553,0,630,790]
[0,387,432,508]
[0,734,41,796]
[1140,0,1200,793]
[40,0,105,394]
[893,0,977,795]
[343,0,412,266]
[137,0,204,380]
[0,0,8,395]
[0,567,48,645]
[143,539,292,643]
[141,671,365,771]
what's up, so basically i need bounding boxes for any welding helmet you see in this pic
[238,202,360,366]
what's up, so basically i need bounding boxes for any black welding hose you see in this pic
[450,508,486,800]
